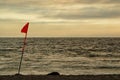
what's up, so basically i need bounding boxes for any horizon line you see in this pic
[0,36,120,38]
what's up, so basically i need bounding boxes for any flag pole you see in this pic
[17,22,29,75]
[18,33,27,74]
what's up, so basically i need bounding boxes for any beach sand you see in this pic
[0,74,120,80]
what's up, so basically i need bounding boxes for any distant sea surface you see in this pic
[0,37,120,75]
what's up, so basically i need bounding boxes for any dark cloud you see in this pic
[0,0,120,21]
[42,6,120,20]
[0,18,27,22]
[23,0,120,4]
[73,0,120,4]
[0,0,120,5]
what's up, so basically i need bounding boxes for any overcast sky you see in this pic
[0,0,120,37]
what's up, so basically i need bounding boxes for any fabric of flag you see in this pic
[21,22,29,33]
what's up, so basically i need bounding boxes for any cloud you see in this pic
[0,0,120,37]
[0,0,120,23]
[0,0,120,6]
[29,4,120,20]
[50,6,120,20]
[71,0,120,4]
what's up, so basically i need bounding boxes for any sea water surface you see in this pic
[0,37,120,75]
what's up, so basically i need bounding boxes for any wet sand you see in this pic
[0,74,120,80]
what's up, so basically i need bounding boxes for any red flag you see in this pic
[21,22,29,33]
[18,22,29,74]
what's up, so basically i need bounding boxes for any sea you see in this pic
[0,37,120,75]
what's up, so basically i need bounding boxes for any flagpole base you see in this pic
[15,73,23,76]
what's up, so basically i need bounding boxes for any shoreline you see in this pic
[0,74,120,80]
